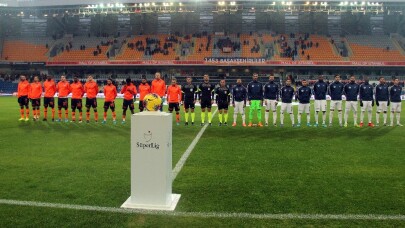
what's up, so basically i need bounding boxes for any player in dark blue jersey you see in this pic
[344,75,360,127]
[232,79,247,127]
[375,77,389,126]
[389,78,403,126]
[313,75,328,127]
[280,79,295,127]
[263,75,279,127]
[296,79,312,127]
[328,74,344,127]
[359,77,375,127]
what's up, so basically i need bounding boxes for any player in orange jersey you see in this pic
[151,72,166,111]
[167,78,182,125]
[84,75,99,123]
[17,75,30,121]
[29,76,43,121]
[120,78,137,124]
[70,76,85,123]
[138,76,151,112]
[102,78,117,124]
[43,75,56,121]
[56,75,71,122]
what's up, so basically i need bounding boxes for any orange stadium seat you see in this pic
[1,41,48,62]
[349,44,405,61]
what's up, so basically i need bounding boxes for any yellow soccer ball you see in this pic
[143,93,162,111]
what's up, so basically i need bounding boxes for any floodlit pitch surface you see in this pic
[0,96,404,227]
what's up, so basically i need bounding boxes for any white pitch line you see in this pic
[1,199,405,221]
[172,108,218,181]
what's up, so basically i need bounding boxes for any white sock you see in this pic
[360,111,365,123]
[290,113,295,125]
[338,111,342,125]
[242,113,246,124]
[298,113,302,124]
[265,111,269,124]
[233,113,237,124]
[273,111,277,124]
[376,112,380,124]
[391,112,394,125]
[368,111,372,123]
[397,113,401,124]
[280,112,284,124]
[344,110,349,124]
[329,111,334,124]
[353,112,357,125]
[307,113,311,124]
[383,112,387,124]
[322,112,326,124]
[316,112,319,124]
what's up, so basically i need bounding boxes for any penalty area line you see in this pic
[172,108,218,181]
[0,199,405,221]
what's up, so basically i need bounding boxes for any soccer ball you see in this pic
[143,93,162,111]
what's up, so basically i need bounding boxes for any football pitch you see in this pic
[0,96,405,227]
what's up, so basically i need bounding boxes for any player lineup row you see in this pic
[15,72,402,127]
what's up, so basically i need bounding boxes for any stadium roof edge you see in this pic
[0,0,403,8]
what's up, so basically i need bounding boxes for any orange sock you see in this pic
[72,112,76,121]
[122,114,126,121]
[176,113,180,122]
[20,109,24,118]
[26,109,30,118]
[95,112,98,121]
[112,112,116,121]
[79,112,82,121]
[103,112,107,121]
[44,109,47,119]
[65,110,69,119]
[86,112,90,121]
[58,110,62,119]
[51,108,55,119]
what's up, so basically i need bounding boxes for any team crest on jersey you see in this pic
[349,86,351,89]
[190,89,193,92]
[333,86,336,88]
[317,85,320,87]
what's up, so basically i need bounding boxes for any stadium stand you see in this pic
[347,35,405,61]
[1,37,54,62]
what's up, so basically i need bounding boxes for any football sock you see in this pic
[191,113,195,122]
[298,113,301,124]
[280,112,284,124]
[360,111,365,123]
[51,108,55,119]
[44,109,47,119]
[315,111,319,124]
[329,111,334,124]
[322,112,326,124]
[265,111,269,124]
[201,112,206,123]
[218,113,223,123]
[176,113,180,122]
[20,108,24,118]
[65,110,69,119]
[383,112,387,123]
[58,110,62,119]
[290,113,295,125]
[273,111,277,124]
[86,111,90,121]
[112,111,116,121]
[208,112,212,123]
[224,113,228,123]
[353,112,358,125]
[397,113,401,124]
[72,112,76,121]
[185,112,189,122]
[233,112,237,123]
[94,111,98,121]
[26,109,30,118]
[257,109,262,122]
[249,108,254,122]
[103,112,107,121]
[307,113,311,123]
[338,111,342,124]
[368,110,372,123]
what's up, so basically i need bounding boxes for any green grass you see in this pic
[0,96,404,227]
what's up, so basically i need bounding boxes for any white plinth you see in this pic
[121,112,181,211]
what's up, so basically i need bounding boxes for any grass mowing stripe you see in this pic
[172,108,218,181]
[0,199,404,221]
